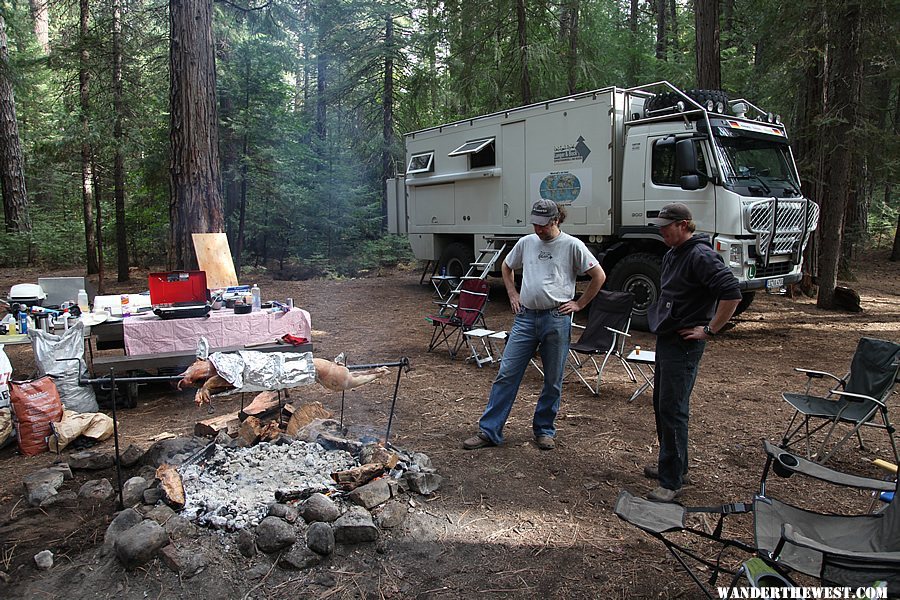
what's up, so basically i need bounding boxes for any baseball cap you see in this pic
[648,202,693,227]
[530,199,560,225]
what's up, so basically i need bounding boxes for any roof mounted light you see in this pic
[732,102,748,118]
[767,112,774,123]
[715,101,725,113]
[705,100,714,111]
[775,114,782,125]
[676,101,685,112]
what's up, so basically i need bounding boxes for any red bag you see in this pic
[9,376,64,456]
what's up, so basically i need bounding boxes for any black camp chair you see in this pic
[566,290,636,395]
[780,337,900,465]
[614,440,900,597]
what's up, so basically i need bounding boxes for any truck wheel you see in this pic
[440,243,474,278]
[733,291,755,317]
[645,89,730,115]
[608,253,662,331]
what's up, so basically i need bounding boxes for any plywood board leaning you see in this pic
[192,233,238,289]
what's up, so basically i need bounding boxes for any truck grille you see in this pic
[755,262,792,278]
[745,199,819,260]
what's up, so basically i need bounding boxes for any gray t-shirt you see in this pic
[505,232,598,310]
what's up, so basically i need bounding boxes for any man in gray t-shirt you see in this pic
[463,199,606,451]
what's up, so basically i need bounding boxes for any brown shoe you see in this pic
[462,432,496,450]
[534,435,555,450]
[643,464,691,485]
[646,486,683,503]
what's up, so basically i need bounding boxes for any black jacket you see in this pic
[648,234,742,335]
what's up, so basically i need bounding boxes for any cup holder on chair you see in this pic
[773,452,798,478]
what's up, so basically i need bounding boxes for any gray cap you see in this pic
[530,199,560,226]
[648,202,693,227]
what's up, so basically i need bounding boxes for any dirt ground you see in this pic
[0,251,898,599]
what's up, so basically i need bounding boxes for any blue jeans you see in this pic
[478,308,572,445]
[652,332,706,491]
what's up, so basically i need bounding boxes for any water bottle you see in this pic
[77,289,89,313]
[440,266,447,277]
[251,284,261,312]
[18,311,28,334]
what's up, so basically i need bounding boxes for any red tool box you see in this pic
[147,271,210,319]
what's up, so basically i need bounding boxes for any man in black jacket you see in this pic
[645,203,742,502]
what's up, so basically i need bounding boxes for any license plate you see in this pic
[765,277,784,290]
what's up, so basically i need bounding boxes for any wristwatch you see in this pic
[703,325,716,337]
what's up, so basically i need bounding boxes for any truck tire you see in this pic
[608,253,662,331]
[733,291,755,317]
[440,242,474,278]
[645,89,729,115]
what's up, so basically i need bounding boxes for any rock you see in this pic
[119,444,145,467]
[138,465,157,481]
[316,433,362,455]
[156,464,185,509]
[278,546,321,570]
[164,516,196,540]
[115,520,168,569]
[267,503,299,523]
[359,444,399,469]
[299,493,341,523]
[405,472,443,495]
[255,516,296,553]
[375,501,407,529]
[236,529,257,558]
[48,463,73,480]
[305,522,334,556]
[142,487,162,505]
[333,506,378,544]
[78,478,115,501]
[292,418,343,443]
[40,491,77,507]
[142,437,208,468]
[104,508,144,548]
[159,545,208,577]
[122,477,148,507]
[214,430,232,446]
[144,504,176,525]
[34,550,53,570]
[410,452,433,472]
[23,469,65,506]
[69,450,115,470]
[246,562,272,580]
[348,479,392,510]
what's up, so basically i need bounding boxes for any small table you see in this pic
[431,275,460,303]
[463,328,507,368]
[625,349,656,402]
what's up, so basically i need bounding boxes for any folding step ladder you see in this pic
[437,236,519,317]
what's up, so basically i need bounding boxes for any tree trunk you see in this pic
[694,0,721,90]
[516,0,531,105]
[668,0,678,51]
[169,0,225,270]
[112,0,128,282]
[626,0,639,85]
[655,0,667,61]
[0,15,31,235]
[235,54,250,276]
[563,0,579,95]
[80,0,99,275]
[382,12,394,231]
[28,0,50,54]
[315,1,328,143]
[890,84,900,261]
[92,160,105,293]
[816,0,863,309]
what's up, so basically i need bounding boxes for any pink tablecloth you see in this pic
[123,307,312,355]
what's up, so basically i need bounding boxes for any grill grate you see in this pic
[745,199,819,261]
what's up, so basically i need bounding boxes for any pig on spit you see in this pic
[177,353,389,407]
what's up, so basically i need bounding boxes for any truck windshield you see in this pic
[715,134,800,197]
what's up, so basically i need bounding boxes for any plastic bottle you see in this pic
[121,294,131,317]
[77,289,89,314]
[251,285,261,312]
[18,311,28,334]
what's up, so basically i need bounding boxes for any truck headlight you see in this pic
[728,245,742,268]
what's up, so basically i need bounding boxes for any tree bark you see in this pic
[113,0,128,281]
[0,15,31,235]
[816,0,863,308]
[516,0,531,105]
[655,0,667,61]
[694,0,721,90]
[562,0,579,95]
[314,0,328,142]
[28,0,50,54]
[80,0,99,275]
[382,12,394,231]
[169,0,225,270]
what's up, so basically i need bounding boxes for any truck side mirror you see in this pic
[675,139,698,174]
[680,174,702,191]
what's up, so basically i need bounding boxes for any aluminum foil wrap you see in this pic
[208,351,316,393]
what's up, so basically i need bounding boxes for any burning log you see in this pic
[331,463,386,491]
[240,391,281,420]
[194,411,241,438]
[156,464,185,510]
[285,401,333,437]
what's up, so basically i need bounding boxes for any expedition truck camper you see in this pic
[386,82,819,328]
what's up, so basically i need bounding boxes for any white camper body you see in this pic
[387,83,818,327]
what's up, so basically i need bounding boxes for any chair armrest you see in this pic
[605,326,631,338]
[793,368,845,386]
[779,524,900,564]
[571,323,586,332]
[831,389,886,408]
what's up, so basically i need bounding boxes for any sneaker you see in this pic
[462,432,496,450]
[646,486,683,502]
[534,435,555,450]
[642,464,691,485]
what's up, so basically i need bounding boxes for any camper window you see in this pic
[407,151,435,174]
[448,138,496,169]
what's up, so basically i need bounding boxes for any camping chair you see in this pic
[566,290,636,395]
[780,337,900,465]
[426,279,489,358]
[614,440,900,598]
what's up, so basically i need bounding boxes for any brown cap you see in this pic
[648,202,693,227]
[530,199,560,225]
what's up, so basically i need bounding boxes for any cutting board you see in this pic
[192,233,238,289]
